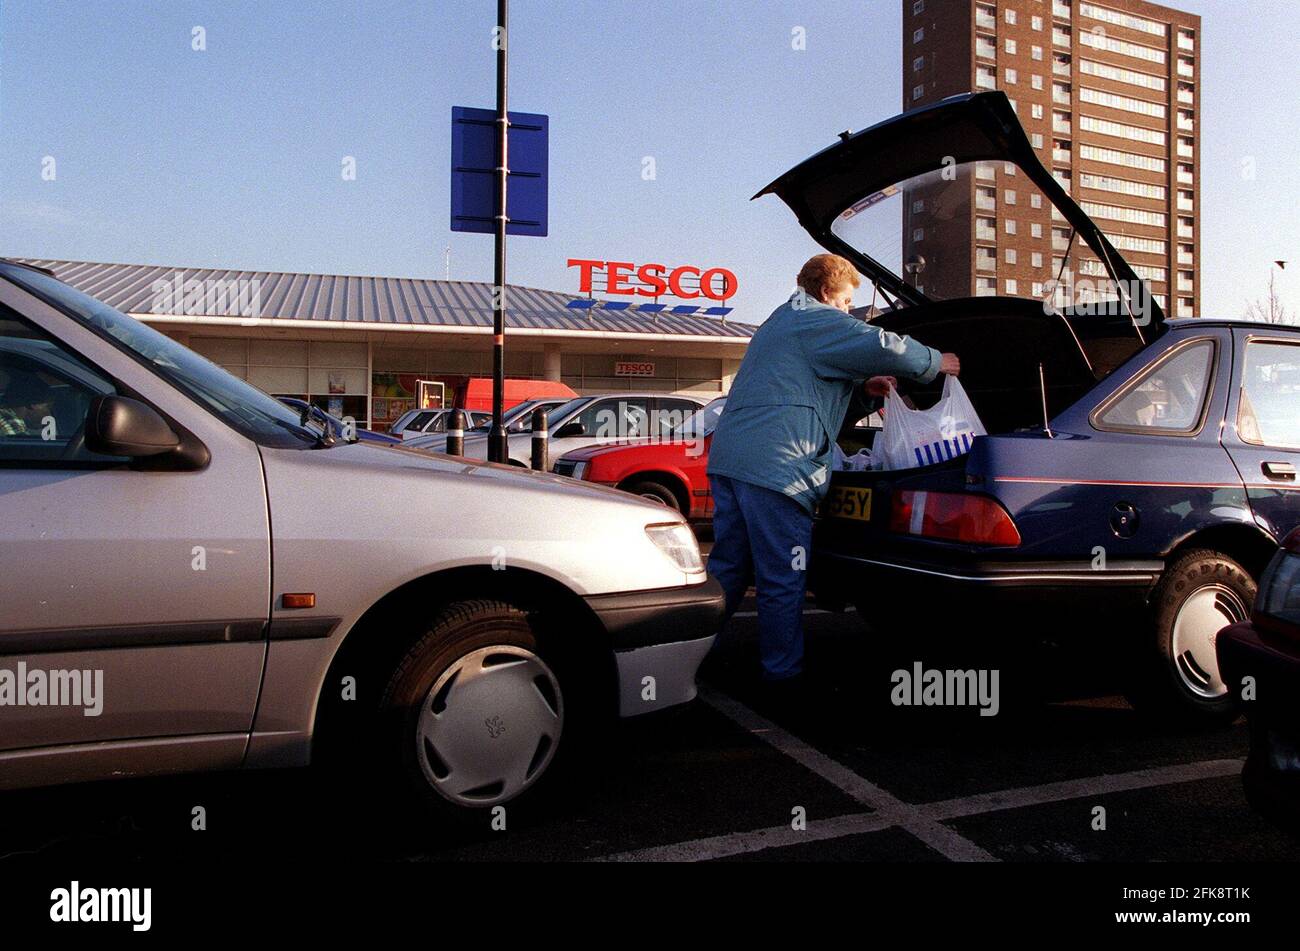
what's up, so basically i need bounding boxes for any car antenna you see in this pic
[1039,362,1054,439]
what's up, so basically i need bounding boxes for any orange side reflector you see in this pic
[282,593,316,609]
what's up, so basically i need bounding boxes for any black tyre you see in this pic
[379,600,567,818]
[1124,549,1254,725]
[625,479,681,511]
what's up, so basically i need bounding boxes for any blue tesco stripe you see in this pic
[905,432,983,466]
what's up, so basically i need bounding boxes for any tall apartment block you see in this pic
[904,0,1200,317]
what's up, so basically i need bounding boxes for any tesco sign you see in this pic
[567,259,738,301]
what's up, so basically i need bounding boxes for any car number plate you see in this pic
[825,486,872,521]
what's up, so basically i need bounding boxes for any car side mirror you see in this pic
[554,420,586,439]
[85,395,182,457]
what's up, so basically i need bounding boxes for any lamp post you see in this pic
[488,0,510,464]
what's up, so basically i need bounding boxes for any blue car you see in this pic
[757,92,1300,722]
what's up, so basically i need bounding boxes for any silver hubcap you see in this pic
[1171,583,1248,699]
[414,645,563,807]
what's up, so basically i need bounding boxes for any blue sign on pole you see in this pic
[450,106,548,237]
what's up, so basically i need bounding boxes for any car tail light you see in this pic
[889,490,1020,546]
[1252,531,1300,638]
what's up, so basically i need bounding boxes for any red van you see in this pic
[457,377,576,412]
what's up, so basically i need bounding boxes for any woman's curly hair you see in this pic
[796,254,860,303]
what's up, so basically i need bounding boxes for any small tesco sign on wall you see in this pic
[615,361,656,377]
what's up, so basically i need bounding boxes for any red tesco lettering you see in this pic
[567,259,737,301]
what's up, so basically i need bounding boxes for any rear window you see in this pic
[1093,337,1214,434]
[831,159,1153,317]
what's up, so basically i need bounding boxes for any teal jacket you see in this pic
[708,294,942,513]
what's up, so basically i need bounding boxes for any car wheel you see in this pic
[1125,549,1254,725]
[380,600,566,817]
[626,480,680,511]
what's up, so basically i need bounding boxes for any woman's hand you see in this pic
[864,376,897,398]
[940,353,961,376]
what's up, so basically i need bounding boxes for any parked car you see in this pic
[388,406,492,440]
[0,259,724,816]
[1217,529,1300,830]
[278,396,401,445]
[553,398,725,520]
[415,392,709,467]
[755,92,1300,722]
[404,397,573,453]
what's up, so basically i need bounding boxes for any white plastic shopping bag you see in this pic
[877,376,986,470]
[831,444,876,472]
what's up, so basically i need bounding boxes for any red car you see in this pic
[552,398,725,521]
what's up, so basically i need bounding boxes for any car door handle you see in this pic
[1262,461,1297,481]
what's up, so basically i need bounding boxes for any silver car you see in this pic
[388,407,493,440]
[405,397,576,451]
[406,392,709,465]
[0,261,723,815]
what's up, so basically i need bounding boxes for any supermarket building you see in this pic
[22,259,754,431]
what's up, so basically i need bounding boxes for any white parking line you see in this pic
[594,812,894,862]
[697,686,997,862]
[917,758,1243,822]
[592,687,1247,863]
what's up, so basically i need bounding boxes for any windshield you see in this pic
[390,409,422,431]
[467,400,547,433]
[674,398,725,437]
[830,160,1162,315]
[2,263,317,448]
[540,396,592,426]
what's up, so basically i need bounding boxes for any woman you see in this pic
[706,253,960,686]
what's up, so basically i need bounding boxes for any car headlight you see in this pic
[570,461,588,480]
[645,521,704,574]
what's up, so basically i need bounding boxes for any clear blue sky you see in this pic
[1,0,1296,323]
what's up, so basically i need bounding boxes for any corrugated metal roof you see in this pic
[17,259,755,340]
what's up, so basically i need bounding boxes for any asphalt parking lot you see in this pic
[2,586,1298,866]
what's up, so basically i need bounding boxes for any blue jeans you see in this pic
[707,475,813,681]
